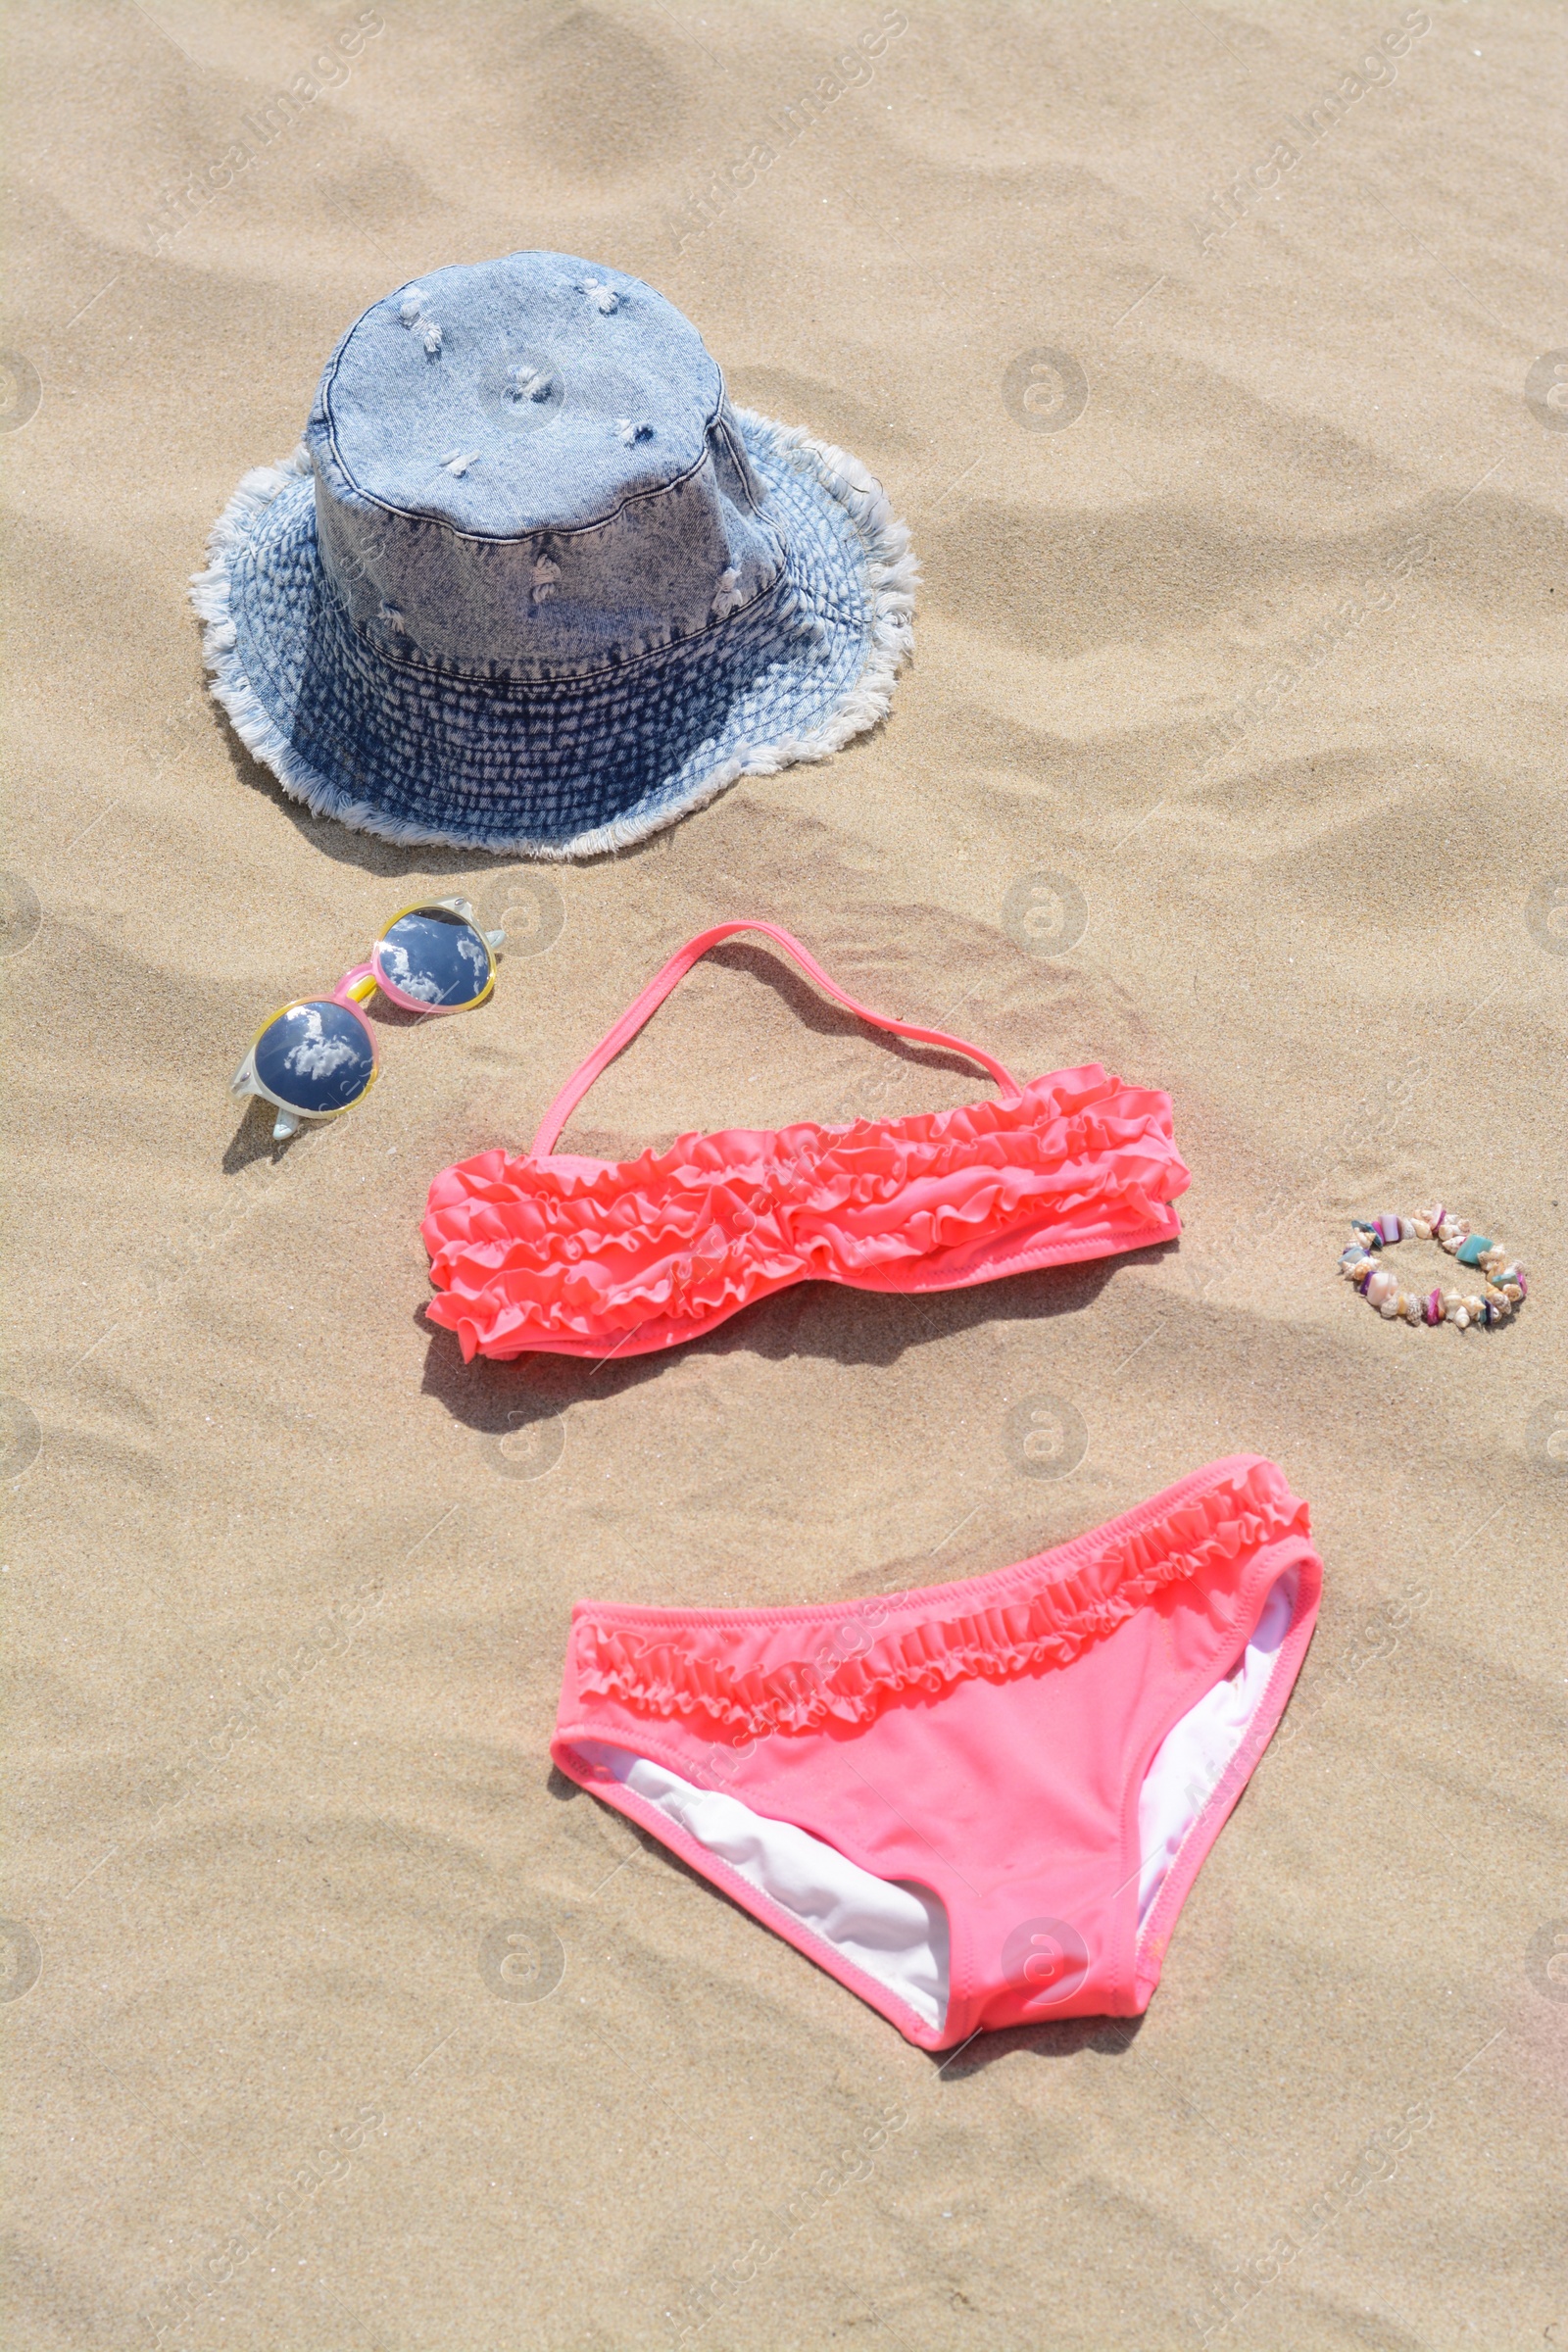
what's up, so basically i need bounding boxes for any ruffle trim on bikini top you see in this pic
[570,1459,1311,1740]
[422,1065,1188,1358]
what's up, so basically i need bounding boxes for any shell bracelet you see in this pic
[1339,1205,1528,1330]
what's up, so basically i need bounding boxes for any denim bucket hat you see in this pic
[191,252,917,858]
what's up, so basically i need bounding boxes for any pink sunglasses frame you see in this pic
[231,897,504,1139]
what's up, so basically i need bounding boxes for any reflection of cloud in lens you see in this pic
[381,920,488,1004]
[377,941,443,1004]
[283,1007,360,1079]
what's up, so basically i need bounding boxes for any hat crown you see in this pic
[304,252,781,681]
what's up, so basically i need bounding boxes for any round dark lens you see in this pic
[374,908,491,1009]
[253,1000,375,1115]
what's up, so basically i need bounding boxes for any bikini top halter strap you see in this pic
[529,920,1025,1159]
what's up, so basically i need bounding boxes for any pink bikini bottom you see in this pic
[553,1456,1321,2049]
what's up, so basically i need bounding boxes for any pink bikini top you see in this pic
[421,921,1191,1362]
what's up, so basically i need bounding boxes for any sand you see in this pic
[3,3,1565,2346]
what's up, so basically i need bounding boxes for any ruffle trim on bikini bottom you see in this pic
[421,1065,1189,1358]
[572,1459,1309,1739]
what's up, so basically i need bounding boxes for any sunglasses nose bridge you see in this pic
[331,963,378,1008]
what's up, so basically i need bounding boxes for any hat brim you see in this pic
[189,410,916,859]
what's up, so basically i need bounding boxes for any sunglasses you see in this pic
[232,899,505,1139]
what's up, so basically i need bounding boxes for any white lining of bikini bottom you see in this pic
[1136,1568,1298,1927]
[575,1569,1298,2031]
[572,1739,950,2029]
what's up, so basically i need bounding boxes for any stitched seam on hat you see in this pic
[338,564,803,688]
[317,357,745,550]
[710,385,765,517]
